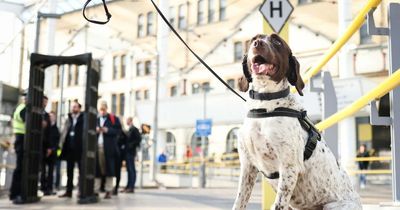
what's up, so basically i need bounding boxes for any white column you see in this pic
[338,0,357,181]
[150,0,169,182]
[45,1,57,111]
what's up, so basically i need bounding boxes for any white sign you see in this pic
[259,0,294,33]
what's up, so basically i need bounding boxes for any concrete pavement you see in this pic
[0,184,395,210]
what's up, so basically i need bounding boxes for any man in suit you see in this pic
[95,101,120,199]
[59,100,84,198]
[121,117,141,193]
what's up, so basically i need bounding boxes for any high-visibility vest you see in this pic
[13,103,26,135]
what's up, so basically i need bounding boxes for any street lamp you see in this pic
[34,12,61,53]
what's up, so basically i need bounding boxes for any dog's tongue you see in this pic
[252,63,275,75]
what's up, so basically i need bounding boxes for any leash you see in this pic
[83,0,112,25]
[82,0,246,101]
[148,0,246,102]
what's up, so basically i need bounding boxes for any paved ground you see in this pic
[0,184,395,210]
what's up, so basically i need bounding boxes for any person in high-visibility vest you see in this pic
[9,92,26,204]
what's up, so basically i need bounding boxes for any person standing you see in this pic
[95,101,120,199]
[40,97,58,195]
[356,144,370,189]
[113,118,125,195]
[59,100,84,198]
[41,111,60,195]
[9,92,26,203]
[121,117,141,193]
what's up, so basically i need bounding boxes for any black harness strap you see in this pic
[249,87,290,101]
[248,107,321,179]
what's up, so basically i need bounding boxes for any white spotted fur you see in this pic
[232,77,362,210]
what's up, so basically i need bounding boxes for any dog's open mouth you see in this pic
[251,55,276,76]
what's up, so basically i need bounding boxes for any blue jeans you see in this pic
[125,153,136,189]
[359,174,367,186]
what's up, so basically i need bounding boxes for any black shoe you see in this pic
[104,192,112,199]
[58,192,72,198]
[112,189,118,196]
[12,196,24,204]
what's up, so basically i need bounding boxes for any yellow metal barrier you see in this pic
[291,0,382,93]
[351,156,392,175]
[316,69,400,131]
[354,156,392,162]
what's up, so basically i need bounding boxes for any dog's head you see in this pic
[238,33,304,96]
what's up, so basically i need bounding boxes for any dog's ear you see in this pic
[287,55,304,96]
[238,76,249,92]
[239,54,251,92]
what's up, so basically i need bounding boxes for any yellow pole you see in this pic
[290,0,382,93]
[261,20,289,210]
[316,68,400,131]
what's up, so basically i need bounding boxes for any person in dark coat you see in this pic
[120,117,141,193]
[95,101,120,199]
[41,111,60,195]
[356,144,370,189]
[40,96,52,194]
[59,100,84,198]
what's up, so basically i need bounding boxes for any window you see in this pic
[197,0,205,25]
[202,82,210,92]
[226,128,239,153]
[208,0,215,23]
[192,83,201,94]
[54,66,60,88]
[191,133,209,157]
[121,55,126,78]
[119,93,125,116]
[135,90,141,100]
[145,61,152,75]
[67,65,73,86]
[360,23,372,44]
[51,101,58,114]
[147,12,155,35]
[74,65,79,85]
[98,60,103,81]
[219,0,226,20]
[298,0,309,5]
[144,89,150,100]
[136,62,144,76]
[234,41,243,61]
[170,85,178,97]
[137,14,145,37]
[169,6,176,26]
[178,4,187,29]
[227,79,235,89]
[111,94,117,114]
[113,56,119,79]
[166,132,176,160]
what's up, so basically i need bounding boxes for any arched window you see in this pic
[190,133,209,157]
[166,132,176,160]
[226,127,239,153]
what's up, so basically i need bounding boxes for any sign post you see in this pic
[259,0,293,209]
[196,119,212,188]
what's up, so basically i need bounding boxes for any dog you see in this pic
[232,34,361,210]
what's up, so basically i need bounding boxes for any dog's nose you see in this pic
[253,40,262,48]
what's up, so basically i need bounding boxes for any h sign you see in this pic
[259,0,294,33]
[196,119,212,137]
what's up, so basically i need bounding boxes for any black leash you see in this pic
[82,0,246,101]
[83,0,112,25]
[148,0,246,102]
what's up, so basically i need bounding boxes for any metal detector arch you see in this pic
[22,53,99,204]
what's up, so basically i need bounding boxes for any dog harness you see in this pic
[247,90,322,179]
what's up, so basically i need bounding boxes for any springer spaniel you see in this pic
[232,34,361,210]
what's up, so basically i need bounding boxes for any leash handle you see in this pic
[83,0,112,25]
[149,0,246,102]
